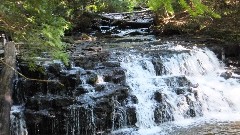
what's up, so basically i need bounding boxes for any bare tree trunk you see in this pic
[0,42,16,135]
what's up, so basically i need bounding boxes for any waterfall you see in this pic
[120,54,164,128]
[10,40,240,135]
[119,43,240,134]
[10,106,28,135]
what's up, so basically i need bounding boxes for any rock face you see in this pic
[13,47,137,134]
[11,36,240,135]
[10,9,156,134]
[153,76,201,124]
[208,43,240,75]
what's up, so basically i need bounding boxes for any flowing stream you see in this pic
[9,40,240,135]
[113,43,240,134]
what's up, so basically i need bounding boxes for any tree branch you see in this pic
[0,58,64,86]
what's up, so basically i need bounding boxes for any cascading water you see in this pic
[10,106,28,135]
[115,43,240,134]
[121,54,158,128]
[10,39,240,134]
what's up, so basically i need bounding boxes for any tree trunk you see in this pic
[0,42,16,135]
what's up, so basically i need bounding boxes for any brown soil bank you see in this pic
[153,1,240,42]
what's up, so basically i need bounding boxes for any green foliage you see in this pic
[148,0,175,15]
[180,0,220,18]
[0,0,70,67]
[148,0,220,18]
[92,0,138,12]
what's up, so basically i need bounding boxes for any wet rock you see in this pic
[126,107,137,126]
[79,58,95,69]
[65,106,96,135]
[113,68,126,84]
[25,94,74,110]
[232,67,240,75]
[101,67,126,84]
[112,75,125,84]
[161,26,182,36]
[71,67,87,75]
[190,83,199,88]
[75,84,94,96]
[25,109,56,125]
[92,91,136,131]
[92,84,130,107]
[175,87,190,95]
[163,76,190,87]
[25,97,41,110]
[18,63,46,79]
[187,108,196,117]
[74,52,110,69]
[52,96,74,108]
[154,103,174,124]
[152,58,163,76]
[47,62,64,76]
[114,87,129,102]
[128,31,145,36]
[82,46,102,52]
[94,99,113,131]
[13,18,156,134]
[47,81,66,95]
[20,80,47,97]
[86,71,98,85]
[102,61,121,67]
[224,44,240,58]
[59,70,81,90]
[112,106,128,129]
[225,57,240,67]
[25,109,65,135]
[127,95,138,104]
[220,71,232,79]
[103,70,114,82]
[95,84,106,92]
[99,26,112,33]
[154,91,162,103]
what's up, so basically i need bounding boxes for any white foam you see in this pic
[119,45,240,135]
[11,105,28,135]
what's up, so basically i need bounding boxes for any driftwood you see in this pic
[0,42,16,135]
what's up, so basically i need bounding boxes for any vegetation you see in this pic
[147,0,239,43]
[200,0,240,42]
[0,0,239,68]
[0,0,70,68]
[147,0,220,18]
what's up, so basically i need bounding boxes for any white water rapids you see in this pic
[116,44,240,135]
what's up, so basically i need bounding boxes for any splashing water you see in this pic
[11,106,28,135]
[121,54,162,128]
[118,44,240,134]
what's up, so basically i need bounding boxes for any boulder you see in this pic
[154,91,162,103]
[154,103,174,124]
[220,71,232,79]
